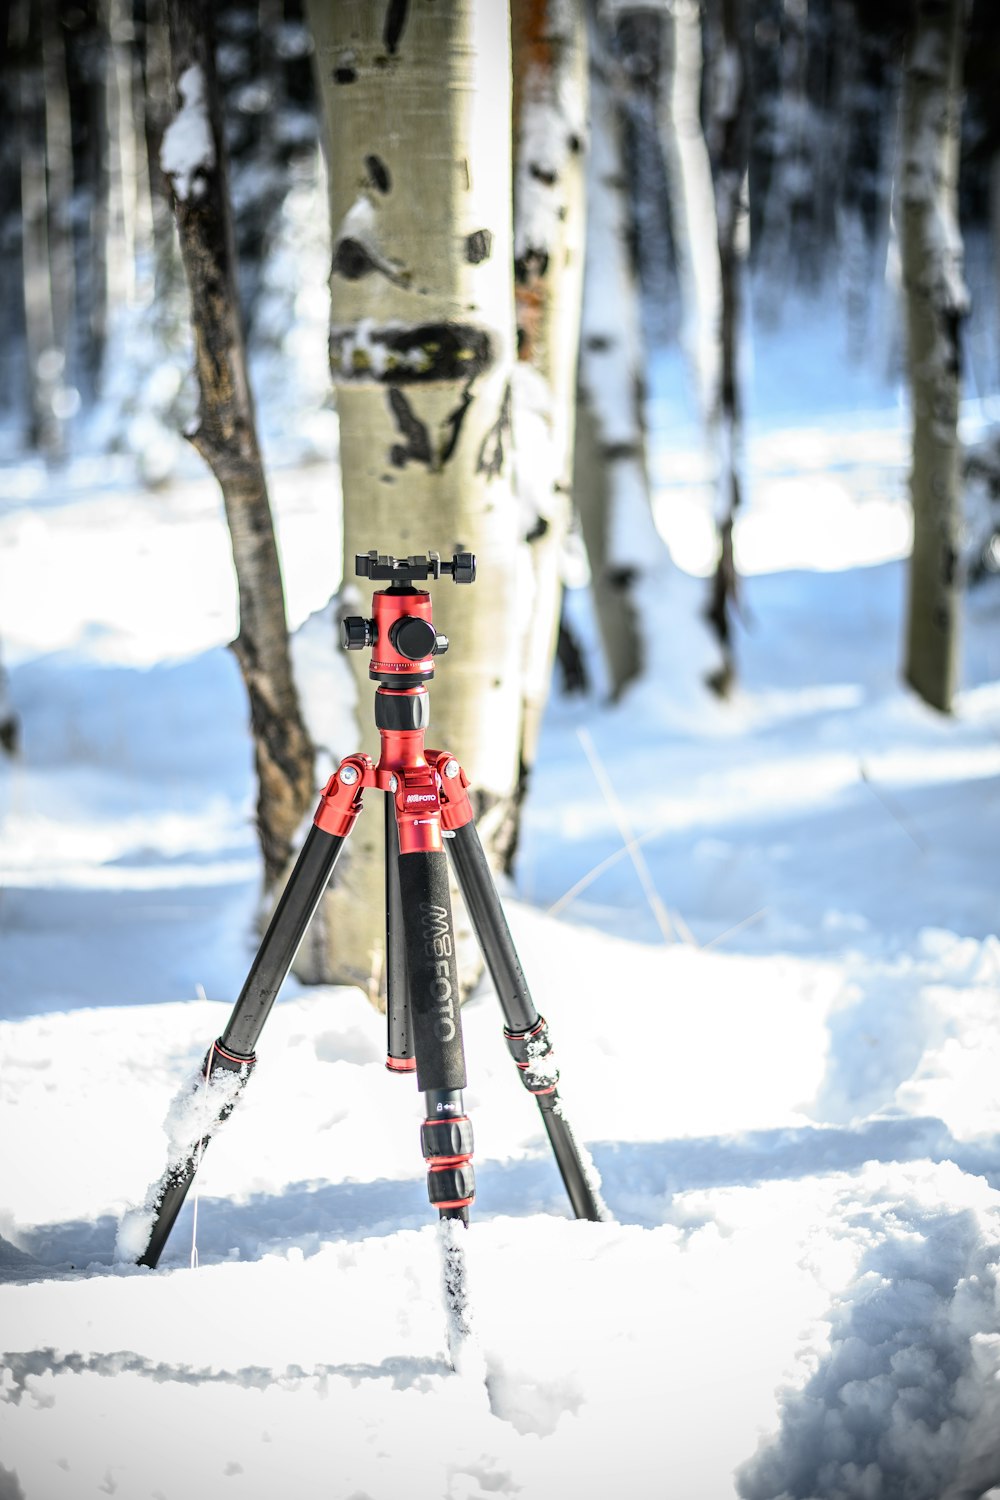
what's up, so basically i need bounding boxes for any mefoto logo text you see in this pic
[419,902,455,1042]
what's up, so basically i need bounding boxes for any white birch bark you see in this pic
[656,0,722,421]
[575,20,664,698]
[19,55,60,456]
[900,0,968,714]
[41,0,75,392]
[306,0,522,992]
[103,0,140,312]
[658,0,735,693]
[512,0,588,770]
[17,0,69,458]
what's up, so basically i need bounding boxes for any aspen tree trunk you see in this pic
[15,0,66,458]
[306,0,522,993]
[655,0,721,421]
[137,0,182,312]
[652,0,736,693]
[511,0,588,770]
[704,0,749,698]
[104,0,140,316]
[0,644,17,755]
[900,0,968,714]
[575,16,663,698]
[41,0,76,402]
[163,0,314,885]
[992,151,1000,336]
[834,1,897,363]
[754,0,809,314]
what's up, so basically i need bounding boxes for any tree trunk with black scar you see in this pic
[574,14,663,699]
[163,0,314,887]
[511,0,588,768]
[305,0,523,995]
[900,0,968,714]
[704,0,749,699]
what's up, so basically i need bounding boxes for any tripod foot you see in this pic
[117,1039,255,1267]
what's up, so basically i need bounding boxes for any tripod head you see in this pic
[342,549,477,686]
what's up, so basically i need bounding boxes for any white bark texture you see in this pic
[306,0,522,992]
[17,0,68,458]
[657,0,722,421]
[575,23,663,699]
[900,0,968,714]
[105,0,140,312]
[512,0,588,769]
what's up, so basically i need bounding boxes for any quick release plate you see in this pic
[355,550,476,586]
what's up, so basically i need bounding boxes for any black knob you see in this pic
[341,616,375,650]
[451,552,476,584]
[390,615,438,661]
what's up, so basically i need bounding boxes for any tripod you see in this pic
[125,548,606,1272]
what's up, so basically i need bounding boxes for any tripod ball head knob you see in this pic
[341,615,375,651]
[390,616,449,662]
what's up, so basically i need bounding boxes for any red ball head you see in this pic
[369,590,438,682]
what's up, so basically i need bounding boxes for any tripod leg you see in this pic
[122,775,363,1267]
[443,810,608,1223]
[394,842,475,1225]
[385,799,413,1072]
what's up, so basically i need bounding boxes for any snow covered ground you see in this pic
[2,314,1000,1499]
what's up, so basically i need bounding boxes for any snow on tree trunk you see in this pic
[575,18,663,700]
[305,0,523,993]
[163,0,315,886]
[511,0,588,772]
[704,0,750,698]
[900,0,968,715]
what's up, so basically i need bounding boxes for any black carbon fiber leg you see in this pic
[396,848,475,1221]
[132,824,348,1267]
[385,801,413,1069]
[446,818,607,1222]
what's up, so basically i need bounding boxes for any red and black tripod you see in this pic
[128,549,606,1272]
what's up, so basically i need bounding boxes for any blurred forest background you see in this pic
[2,0,1000,982]
[2,0,998,472]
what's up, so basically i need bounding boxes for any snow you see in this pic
[160,66,215,203]
[3,286,1000,1499]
